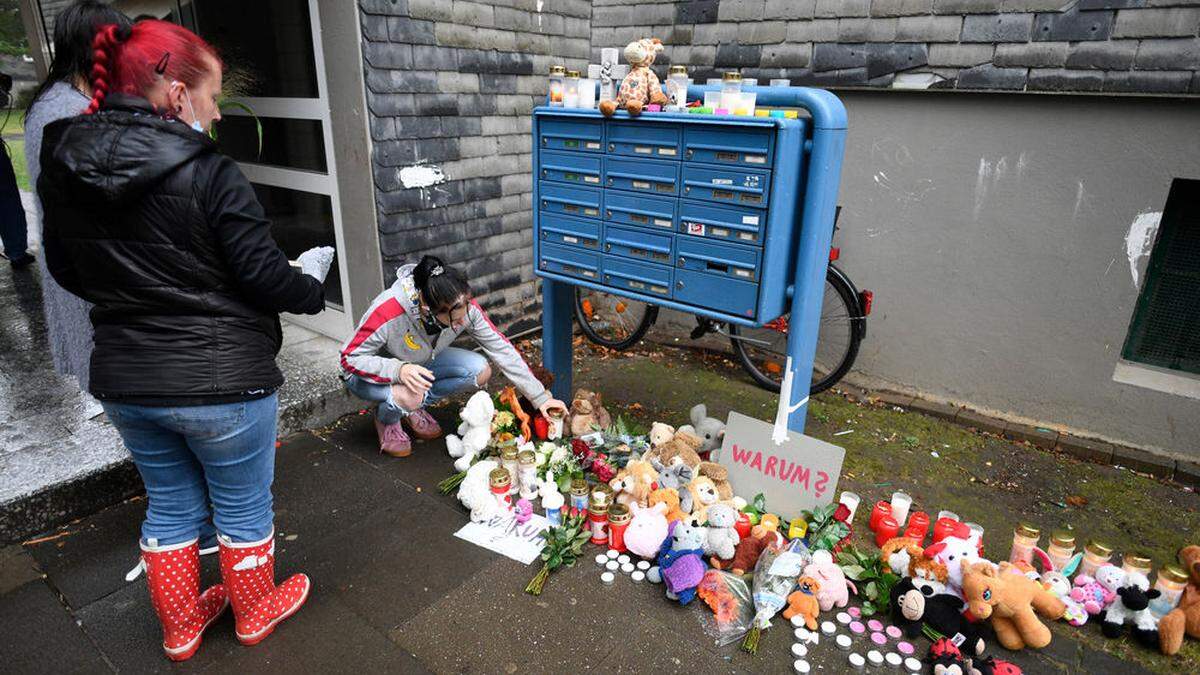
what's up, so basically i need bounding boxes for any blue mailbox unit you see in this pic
[535,85,847,434]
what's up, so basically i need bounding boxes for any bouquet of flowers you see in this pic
[698,569,754,646]
[741,537,812,653]
[803,502,853,554]
[537,441,582,492]
[525,514,591,595]
[571,438,617,483]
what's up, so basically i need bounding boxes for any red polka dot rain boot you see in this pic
[217,530,311,645]
[140,538,229,661]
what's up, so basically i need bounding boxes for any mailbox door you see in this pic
[603,225,674,266]
[676,237,761,283]
[683,125,774,167]
[604,156,680,196]
[540,213,601,251]
[604,191,676,232]
[674,269,759,319]
[603,256,673,299]
[678,200,766,245]
[539,182,602,220]
[682,164,772,208]
[606,122,682,160]
[540,151,603,186]
[539,241,601,282]
[539,117,603,153]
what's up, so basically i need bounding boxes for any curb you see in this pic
[844,386,1197,489]
[0,384,360,547]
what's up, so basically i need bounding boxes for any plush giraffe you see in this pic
[599,38,669,116]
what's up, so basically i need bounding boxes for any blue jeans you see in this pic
[103,394,279,546]
[344,347,487,425]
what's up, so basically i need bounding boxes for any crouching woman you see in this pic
[340,255,567,456]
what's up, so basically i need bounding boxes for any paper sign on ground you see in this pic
[453,512,549,565]
[712,411,845,523]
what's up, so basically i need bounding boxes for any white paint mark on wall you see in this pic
[399,165,446,189]
[1124,211,1162,289]
[536,0,543,28]
[973,157,993,221]
[1016,151,1028,181]
[1073,180,1085,220]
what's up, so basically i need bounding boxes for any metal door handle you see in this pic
[677,281,684,289]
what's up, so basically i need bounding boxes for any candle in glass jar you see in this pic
[904,512,930,542]
[500,446,520,495]
[548,65,566,106]
[874,516,900,548]
[1079,540,1114,578]
[569,477,589,517]
[890,492,912,527]
[966,522,985,556]
[869,501,893,532]
[1046,529,1076,572]
[542,487,564,526]
[1122,553,1153,579]
[937,510,959,522]
[608,504,631,552]
[1150,564,1190,617]
[1009,523,1040,565]
[590,483,614,510]
[563,70,581,108]
[489,468,513,510]
[839,492,862,521]
[933,517,967,543]
[588,505,609,545]
[517,450,539,501]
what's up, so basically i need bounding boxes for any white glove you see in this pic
[296,246,335,283]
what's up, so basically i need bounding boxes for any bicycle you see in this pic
[574,213,872,395]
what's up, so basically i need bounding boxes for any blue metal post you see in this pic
[541,277,574,401]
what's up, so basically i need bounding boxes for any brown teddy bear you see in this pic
[648,487,686,523]
[712,524,772,575]
[782,576,823,630]
[568,389,611,436]
[645,429,703,469]
[608,459,659,508]
[697,461,734,501]
[681,475,720,524]
[1160,544,1200,655]
[599,38,668,117]
[961,561,1066,650]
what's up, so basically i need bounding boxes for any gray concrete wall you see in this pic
[828,90,1199,457]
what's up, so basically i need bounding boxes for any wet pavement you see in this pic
[1,339,1187,673]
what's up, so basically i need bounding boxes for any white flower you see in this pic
[549,445,569,465]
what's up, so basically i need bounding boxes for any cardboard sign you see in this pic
[454,512,550,565]
[711,411,845,523]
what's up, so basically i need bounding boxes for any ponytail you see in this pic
[413,255,471,311]
[85,23,128,115]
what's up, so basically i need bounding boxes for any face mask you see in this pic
[175,81,204,133]
[419,307,445,336]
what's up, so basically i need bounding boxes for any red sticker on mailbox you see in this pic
[686,222,705,236]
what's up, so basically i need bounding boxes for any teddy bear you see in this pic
[445,390,494,472]
[782,576,823,630]
[1100,571,1160,647]
[648,520,709,604]
[457,459,505,522]
[646,429,704,470]
[711,524,771,575]
[649,422,675,450]
[804,549,858,612]
[890,576,986,657]
[649,456,695,492]
[680,474,720,523]
[1160,544,1200,655]
[648,487,687,524]
[961,560,1066,650]
[696,461,743,508]
[1070,563,1124,615]
[702,503,740,560]
[568,389,611,437]
[599,37,668,117]
[609,459,659,508]
[625,501,669,560]
[677,403,726,460]
[925,533,985,600]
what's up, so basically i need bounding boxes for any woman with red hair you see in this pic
[38,20,330,660]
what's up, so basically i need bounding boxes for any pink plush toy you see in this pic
[1070,564,1124,615]
[626,501,670,559]
[804,549,858,611]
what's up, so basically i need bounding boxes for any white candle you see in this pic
[890,492,912,527]
[937,510,959,522]
[839,491,862,521]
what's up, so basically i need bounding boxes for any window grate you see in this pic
[1122,179,1200,376]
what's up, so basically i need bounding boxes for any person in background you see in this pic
[25,1,131,403]
[340,255,568,457]
[0,72,31,269]
[38,20,333,660]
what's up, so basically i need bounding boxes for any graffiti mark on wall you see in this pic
[870,138,935,204]
[1124,211,1162,290]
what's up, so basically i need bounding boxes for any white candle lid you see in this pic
[617,555,631,565]
[886,652,903,666]
[793,659,810,673]
[849,653,866,668]
[620,563,635,574]
[607,549,620,559]
[836,634,852,649]
[821,621,837,634]
[868,650,884,665]
[631,570,645,582]
[636,560,650,570]
[605,560,619,571]
[904,657,923,672]
[791,643,807,657]
[594,554,608,565]
[600,571,615,584]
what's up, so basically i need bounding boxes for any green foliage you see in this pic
[741,493,767,524]
[525,515,590,595]
[803,503,850,552]
[0,4,28,58]
[837,546,899,617]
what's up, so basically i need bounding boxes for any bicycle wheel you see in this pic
[574,286,657,350]
[730,266,864,395]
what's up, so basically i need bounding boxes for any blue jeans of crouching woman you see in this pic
[102,394,279,546]
[344,347,487,425]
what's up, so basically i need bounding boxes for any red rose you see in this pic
[833,503,851,524]
[571,438,590,457]
[592,461,616,483]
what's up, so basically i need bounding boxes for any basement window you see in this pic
[1116,179,1200,396]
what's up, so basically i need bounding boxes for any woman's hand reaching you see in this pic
[538,398,568,419]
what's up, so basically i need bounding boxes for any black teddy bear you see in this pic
[891,576,988,657]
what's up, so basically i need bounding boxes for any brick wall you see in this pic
[358,0,590,330]
[592,0,1200,95]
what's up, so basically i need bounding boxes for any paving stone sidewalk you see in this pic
[3,341,1189,673]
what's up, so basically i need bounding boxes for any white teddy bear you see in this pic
[458,459,503,522]
[445,390,494,472]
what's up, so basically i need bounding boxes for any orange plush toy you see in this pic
[599,38,668,117]
[782,576,823,630]
[1160,545,1200,655]
[961,561,1066,650]
[648,487,686,524]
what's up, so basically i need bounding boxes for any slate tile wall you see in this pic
[591,0,1200,95]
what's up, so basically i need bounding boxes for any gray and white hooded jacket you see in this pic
[338,264,550,409]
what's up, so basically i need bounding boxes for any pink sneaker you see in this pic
[403,409,443,441]
[374,418,412,457]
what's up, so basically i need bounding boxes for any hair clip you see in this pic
[155,52,170,75]
[430,265,444,276]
